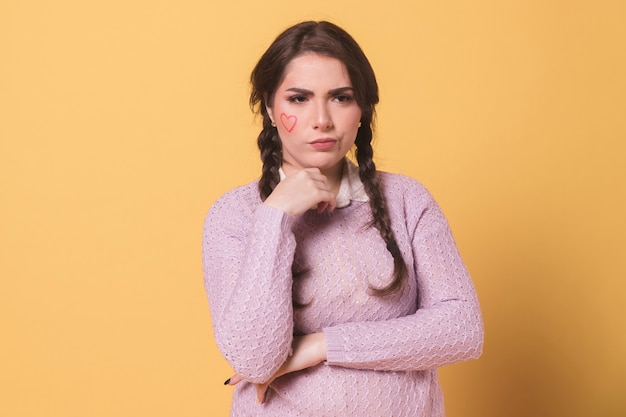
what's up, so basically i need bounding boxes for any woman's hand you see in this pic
[264,169,337,216]
[225,332,327,404]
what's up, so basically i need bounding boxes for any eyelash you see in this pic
[286,94,354,103]
[287,95,307,103]
[334,94,354,103]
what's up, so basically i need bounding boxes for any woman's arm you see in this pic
[203,188,297,383]
[204,170,338,384]
[324,181,484,371]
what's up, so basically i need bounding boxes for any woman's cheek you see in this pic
[279,112,298,133]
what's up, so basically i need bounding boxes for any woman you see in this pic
[202,21,483,416]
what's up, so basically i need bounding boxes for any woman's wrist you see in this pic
[309,332,327,364]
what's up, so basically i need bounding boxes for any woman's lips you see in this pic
[309,138,337,150]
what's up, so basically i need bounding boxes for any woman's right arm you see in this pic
[202,188,297,383]
[204,169,336,384]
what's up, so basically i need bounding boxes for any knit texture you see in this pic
[202,172,483,417]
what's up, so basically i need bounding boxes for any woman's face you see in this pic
[267,53,362,179]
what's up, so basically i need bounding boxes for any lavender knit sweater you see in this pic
[202,170,483,417]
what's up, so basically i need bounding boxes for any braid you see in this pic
[257,119,282,201]
[355,124,408,296]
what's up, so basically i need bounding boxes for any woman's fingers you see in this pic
[264,168,337,216]
[306,171,337,211]
[224,374,270,404]
[256,383,270,404]
[224,374,244,386]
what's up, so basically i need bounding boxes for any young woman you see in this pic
[202,21,483,417]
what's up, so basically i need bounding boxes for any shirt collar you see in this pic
[278,159,369,209]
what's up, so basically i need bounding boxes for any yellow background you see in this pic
[1,1,625,416]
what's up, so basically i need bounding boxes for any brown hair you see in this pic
[250,21,406,296]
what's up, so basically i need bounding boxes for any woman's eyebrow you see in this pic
[285,87,354,95]
[286,87,313,94]
[328,87,354,95]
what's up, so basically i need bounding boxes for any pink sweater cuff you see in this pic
[254,204,295,231]
[323,326,348,365]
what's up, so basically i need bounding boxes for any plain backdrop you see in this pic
[1,1,625,416]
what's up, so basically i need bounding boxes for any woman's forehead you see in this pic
[279,54,351,90]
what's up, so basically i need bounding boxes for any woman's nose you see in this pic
[312,102,333,130]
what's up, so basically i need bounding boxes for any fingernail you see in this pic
[223,378,231,385]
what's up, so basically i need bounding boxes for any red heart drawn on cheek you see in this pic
[280,113,297,133]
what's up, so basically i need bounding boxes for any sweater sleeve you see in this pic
[202,189,297,383]
[324,182,484,371]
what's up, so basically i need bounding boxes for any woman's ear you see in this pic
[264,93,275,125]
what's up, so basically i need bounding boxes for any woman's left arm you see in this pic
[324,185,484,371]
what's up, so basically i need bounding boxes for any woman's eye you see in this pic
[335,94,354,103]
[288,95,307,103]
